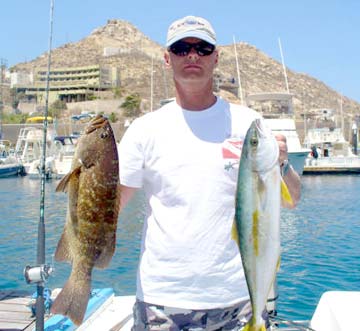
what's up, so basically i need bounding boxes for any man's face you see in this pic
[164,37,218,85]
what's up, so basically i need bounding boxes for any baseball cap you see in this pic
[166,16,216,47]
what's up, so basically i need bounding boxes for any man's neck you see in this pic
[175,81,217,111]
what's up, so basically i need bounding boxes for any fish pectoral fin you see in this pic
[280,178,293,207]
[94,234,116,269]
[55,166,81,192]
[276,255,281,271]
[54,229,72,262]
[231,219,240,248]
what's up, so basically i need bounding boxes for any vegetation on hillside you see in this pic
[120,93,142,118]
[1,112,28,124]
[49,99,67,118]
[1,99,67,124]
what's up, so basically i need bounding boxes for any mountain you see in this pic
[12,19,360,120]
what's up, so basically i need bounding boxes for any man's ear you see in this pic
[164,51,171,67]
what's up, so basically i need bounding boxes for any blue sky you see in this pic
[1,0,359,102]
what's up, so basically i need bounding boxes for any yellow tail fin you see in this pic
[281,178,293,207]
[242,317,267,331]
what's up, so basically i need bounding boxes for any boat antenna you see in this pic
[23,1,55,330]
[339,94,345,136]
[278,37,290,94]
[0,58,6,140]
[233,35,244,105]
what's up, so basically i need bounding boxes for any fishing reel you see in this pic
[24,264,54,284]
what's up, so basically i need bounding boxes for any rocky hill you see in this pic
[12,19,360,121]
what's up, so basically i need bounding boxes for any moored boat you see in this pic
[14,126,57,177]
[0,158,25,178]
[0,140,25,177]
[52,134,78,178]
[303,125,360,174]
[3,287,359,330]
[246,92,310,175]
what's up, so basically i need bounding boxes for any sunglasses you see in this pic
[168,40,216,57]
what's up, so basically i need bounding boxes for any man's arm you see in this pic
[275,134,301,208]
[119,184,138,212]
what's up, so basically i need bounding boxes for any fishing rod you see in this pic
[23,0,55,330]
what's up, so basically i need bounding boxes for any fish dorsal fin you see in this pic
[55,166,81,193]
[281,178,293,207]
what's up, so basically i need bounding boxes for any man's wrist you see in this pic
[281,159,291,176]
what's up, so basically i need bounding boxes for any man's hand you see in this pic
[274,133,301,208]
[275,133,288,166]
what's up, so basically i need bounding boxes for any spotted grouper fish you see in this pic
[51,115,120,325]
[233,119,292,331]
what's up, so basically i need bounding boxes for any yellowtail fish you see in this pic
[51,115,120,325]
[233,118,292,331]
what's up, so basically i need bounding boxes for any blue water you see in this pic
[277,175,360,321]
[0,175,359,323]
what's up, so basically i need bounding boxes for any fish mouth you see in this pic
[250,118,280,174]
[85,115,109,134]
[254,118,267,139]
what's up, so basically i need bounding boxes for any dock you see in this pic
[0,290,35,331]
[303,165,360,174]
[303,156,360,174]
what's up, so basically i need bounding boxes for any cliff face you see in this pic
[11,19,360,118]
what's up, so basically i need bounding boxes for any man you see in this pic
[118,15,301,330]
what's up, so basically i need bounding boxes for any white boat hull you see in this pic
[310,291,360,331]
[78,295,135,331]
[288,150,310,175]
[264,118,310,175]
[26,157,56,179]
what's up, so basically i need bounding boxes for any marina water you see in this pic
[1,175,359,322]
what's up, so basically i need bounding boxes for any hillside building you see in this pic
[11,64,120,105]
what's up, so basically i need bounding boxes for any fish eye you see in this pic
[250,137,258,147]
[100,131,109,139]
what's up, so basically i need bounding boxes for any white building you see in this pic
[10,71,33,88]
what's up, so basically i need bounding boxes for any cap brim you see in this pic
[166,31,216,47]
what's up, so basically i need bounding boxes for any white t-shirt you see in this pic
[118,97,276,309]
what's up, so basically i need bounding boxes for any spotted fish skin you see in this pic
[234,118,281,331]
[51,115,120,325]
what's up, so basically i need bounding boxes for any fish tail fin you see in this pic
[281,178,294,207]
[243,316,267,331]
[51,269,91,325]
